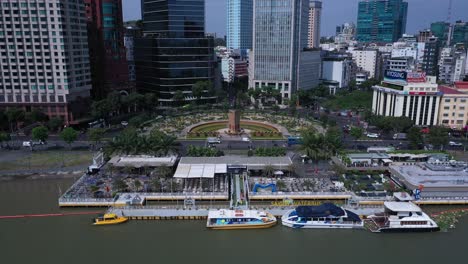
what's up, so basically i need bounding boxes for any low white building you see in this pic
[349,49,379,79]
[322,53,353,89]
[372,71,442,126]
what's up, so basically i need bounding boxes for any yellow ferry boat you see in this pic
[206,209,277,230]
[93,213,128,226]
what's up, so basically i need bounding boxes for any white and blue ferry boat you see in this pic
[281,203,364,229]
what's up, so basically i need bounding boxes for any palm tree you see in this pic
[263,164,275,177]
[148,129,179,156]
[300,131,333,163]
[287,163,297,177]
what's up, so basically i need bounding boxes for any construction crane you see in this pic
[447,0,452,23]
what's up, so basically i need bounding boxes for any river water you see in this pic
[1,178,467,264]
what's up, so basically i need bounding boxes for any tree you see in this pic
[263,164,275,177]
[148,130,179,156]
[0,131,11,148]
[407,127,424,149]
[24,109,48,124]
[47,117,63,132]
[88,128,106,145]
[5,108,25,132]
[31,126,49,143]
[300,131,333,162]
[106,128,142,156]
[325,126,343,153]
[91,99,112,121]
[60,127,79,148]
[350,127,364,141]
[192,81,212,100]
[158,165,173,179]
[173,90,185,102]
[427,126,449,150]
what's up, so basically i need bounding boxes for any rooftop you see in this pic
[390,163,468,189]
[439,85,466,95]
[384,202,422,212]
[108,155,178,168]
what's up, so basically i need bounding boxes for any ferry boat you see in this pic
[93,213,128,226]
[366,202,439,233]
[206,209,277,230]
[281,203,364,229]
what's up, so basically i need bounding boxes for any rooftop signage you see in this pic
[384,70,407,84]
[407,72,427,83]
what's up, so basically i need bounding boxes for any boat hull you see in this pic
[377,227,440,233]
[282,220,363,229]
[93,217,129,226]
[207,221,277,230]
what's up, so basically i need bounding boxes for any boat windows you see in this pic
[401,221,428,225]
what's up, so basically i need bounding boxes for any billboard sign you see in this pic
[407,72,427,83]
[384,70,407,84]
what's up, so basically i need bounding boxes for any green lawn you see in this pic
[323,90,373,111]
[0,151,93,171]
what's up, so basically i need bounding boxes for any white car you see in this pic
[121,121,129,127]
[367,133,380,138]
[22,141,32,147]
[449,141,463,147]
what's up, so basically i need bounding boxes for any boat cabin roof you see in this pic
[384,202,422,212]
[208,210,267,218]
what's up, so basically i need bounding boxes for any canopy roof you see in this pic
[174,156,293,179]
[384,202,422,212]
[109,155,177,168]
[296,203,345,218]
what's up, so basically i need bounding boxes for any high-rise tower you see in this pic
[356,0,408,43]
[308,1,322,48]
[227,0,253,58]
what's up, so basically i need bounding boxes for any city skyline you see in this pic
[122,0,468,37]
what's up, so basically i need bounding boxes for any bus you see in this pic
[287,136,303,146]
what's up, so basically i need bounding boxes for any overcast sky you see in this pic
[123,0,468,37]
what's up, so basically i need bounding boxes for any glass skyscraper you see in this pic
[250,0,321,102]
[356,0,408,43]
[135,0,218,104]
[227,0,253,57]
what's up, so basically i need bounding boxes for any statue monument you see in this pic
[228,109,241,135]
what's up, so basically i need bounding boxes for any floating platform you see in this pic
[106,206,383,220]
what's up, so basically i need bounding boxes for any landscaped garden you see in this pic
[187,120,283,140]
[142,110,324,139]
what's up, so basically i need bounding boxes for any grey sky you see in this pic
[123,0,468,37]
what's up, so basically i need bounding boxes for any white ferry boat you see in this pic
[366,201,439,233]
[281,203,364,229]
[206,209,277,230]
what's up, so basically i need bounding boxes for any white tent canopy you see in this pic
[174,164,224,179]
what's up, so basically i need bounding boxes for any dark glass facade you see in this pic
[85,0,129,99]
[136,0,217,103]
[430,22,450,46]
[451,21,468,48]
[356,0,408,43]
[421,37,440,77]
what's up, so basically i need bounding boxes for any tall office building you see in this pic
[85,0,128,99]
[451,21,468,48]
[421,37,440,77]
[135,0,218,104]
[227,0,253,57]
[250,0,321,102]
[430,22,450,46]
[0,0,92,124]
[356,0,408,43]
[308,1,322,48]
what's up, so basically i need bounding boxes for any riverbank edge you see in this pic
[0,170,84,181]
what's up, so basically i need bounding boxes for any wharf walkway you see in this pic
[106,205,384,220]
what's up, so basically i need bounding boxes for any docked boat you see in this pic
[281,203,364,229]
[93,213,128,226]
[366,201,439,233]
[206,209,277,230]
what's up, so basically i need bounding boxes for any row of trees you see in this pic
[186,146,223,157]
[0,108,64,133]
[105,128,178,157]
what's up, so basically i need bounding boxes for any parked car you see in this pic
[449,141,463,147]
[207,137,221,144]
[22,141,32,147]
[393,133,407,140]
[367,133,380,138]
